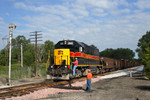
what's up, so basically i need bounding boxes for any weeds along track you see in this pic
[0,71,114,99]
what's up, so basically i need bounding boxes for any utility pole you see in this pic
[21,43,23,67]
[20,36,24,68]
[30,31,42,76]
[8,23,16,85]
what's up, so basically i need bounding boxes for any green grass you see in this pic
[37,63,47,77]
[0,63,47,79]
[0,63,21,74]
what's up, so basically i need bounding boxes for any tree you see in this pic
[136,31,150,78]
[136,31,150,61]
[0,49,6,66]
[90,44,97,48]
[142,47,150,64]
[37,44,45,62]
[43,40,55,62]
[12,35,30,63]
[0,35,55,66]
[100,48,135,61]
[23,44,35,66]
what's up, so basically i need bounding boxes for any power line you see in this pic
[30,31,42,76]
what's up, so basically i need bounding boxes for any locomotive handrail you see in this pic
[46,50,50,71]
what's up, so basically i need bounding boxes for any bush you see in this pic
[11,66,34,79]
[37,63,47,77]
[144,60,150,79]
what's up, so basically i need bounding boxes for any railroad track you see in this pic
[0,71,114,99]
[0,80,67,99]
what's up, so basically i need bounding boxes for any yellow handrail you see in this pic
[46,50,50,71]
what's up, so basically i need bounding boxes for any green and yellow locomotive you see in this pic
[47,40,103,80]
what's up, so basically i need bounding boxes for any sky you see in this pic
[0,0,150,58]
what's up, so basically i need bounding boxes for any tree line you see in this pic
[99,48,135,61]
[0,35,55,66]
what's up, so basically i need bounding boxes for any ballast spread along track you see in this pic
[0,71,111,99]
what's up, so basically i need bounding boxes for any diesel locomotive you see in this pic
[47,40,103,80]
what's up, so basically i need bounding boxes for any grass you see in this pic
[0,63,21,74]
[0,63,47,79]
[37,63,47,77]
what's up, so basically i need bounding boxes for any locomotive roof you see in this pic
[57,40,98,49]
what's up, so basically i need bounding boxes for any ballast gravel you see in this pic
[6,77,103,100]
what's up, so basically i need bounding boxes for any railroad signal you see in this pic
[8,23,16,85]
[30,31,42,76]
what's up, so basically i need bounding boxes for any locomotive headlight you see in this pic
[51,65,53,68]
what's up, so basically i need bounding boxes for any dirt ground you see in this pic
[43,72,150,100]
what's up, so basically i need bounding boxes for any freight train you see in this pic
[101,57,140,72]
[47,40,139,80]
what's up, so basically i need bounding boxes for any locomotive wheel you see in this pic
[96,68,100,74]
[76,69,82,77]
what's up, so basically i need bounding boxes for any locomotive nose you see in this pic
[54,49,70,66]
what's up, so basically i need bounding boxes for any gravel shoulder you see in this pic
[43,72,150,100]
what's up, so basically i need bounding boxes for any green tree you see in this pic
[37,44,45,62]
[0,49,5,65]
[136,31,150,61]
[100,48,135,61]
[90,44,97,48]
[12,35,30,63]
[43,40,55,63]
[136,31,150,78]
[23,44,35,66]
[142,47,150,64]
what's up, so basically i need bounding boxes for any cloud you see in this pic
[10,0,150,56]
[14,2,27,9]
[135,0,150,9]
[75,0,118,9]
[0,17,3,21]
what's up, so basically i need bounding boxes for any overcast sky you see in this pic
[0,0,150,58]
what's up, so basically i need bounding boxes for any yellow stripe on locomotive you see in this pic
[54,49,70,65]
